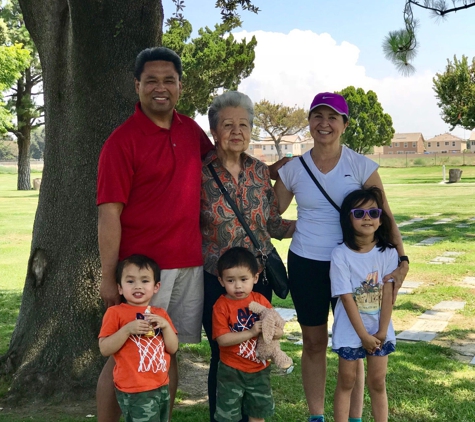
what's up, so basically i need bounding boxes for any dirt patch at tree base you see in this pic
[0,349,209,419]
[1,339,473,418]
[175,349,209,405]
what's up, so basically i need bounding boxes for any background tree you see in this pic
[433,55,475,131]
[383,0,475,75]
[29,126,45,159]
[337,86,395,154]
[0,135,16,160]
[0,0,259,402]
[163,19,256,117]
[0,17,30,90]
[253,100,308,159]
[0,42,30,132]
[0,0,44,190]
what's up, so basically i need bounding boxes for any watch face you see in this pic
[399,256,409,264]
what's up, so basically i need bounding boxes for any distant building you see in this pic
[373,133,425,155]
[425,133,464,154]
[248,134,312,162]
[469,130,475,152]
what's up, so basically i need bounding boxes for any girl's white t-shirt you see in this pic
[330,243,398,349]
[278,146,379,261]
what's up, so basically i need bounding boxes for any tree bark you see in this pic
[275,142,283,159]
[16,132,31,190]
[1,0,164,401]
[15,70,32,190]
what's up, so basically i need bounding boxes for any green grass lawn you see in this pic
[1,167,475,421]
[380,165,475,184]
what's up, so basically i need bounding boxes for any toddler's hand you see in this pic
[250,321,263,336]
[146,314,170,331]
[125,319,153,335]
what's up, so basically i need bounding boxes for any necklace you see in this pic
[312,147,341,173]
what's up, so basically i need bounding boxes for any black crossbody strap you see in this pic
[207,163,262,252]
[299,156,341,213]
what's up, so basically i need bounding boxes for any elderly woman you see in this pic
[274,92,409,422]
[201,91,295,422]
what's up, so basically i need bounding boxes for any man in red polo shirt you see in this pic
[96,47,213,422]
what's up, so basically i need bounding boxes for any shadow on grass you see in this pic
[0,290,21,331]
[436,328,475,341]
[393,300,428,313]
[279,340,475,422]
[387,342,475,422]
[400,218,475,245]
[0,291,22,399]
[1,193,40,198]
[0,337,473,421]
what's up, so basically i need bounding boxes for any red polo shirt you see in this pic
[97,103,213,269]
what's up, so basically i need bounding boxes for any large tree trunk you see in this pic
[1,0,163,401]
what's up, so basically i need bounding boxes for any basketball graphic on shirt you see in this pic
[129,333,168,373]
[353,270,382,315]
[231,307,264,364]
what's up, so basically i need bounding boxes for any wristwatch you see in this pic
[399,255,410,265]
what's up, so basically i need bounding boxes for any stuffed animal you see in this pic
[249,301,293,370]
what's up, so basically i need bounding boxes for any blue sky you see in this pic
[162,0,475,140]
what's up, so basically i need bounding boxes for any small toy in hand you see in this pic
[248,301,293,370]
[143,306,155,337]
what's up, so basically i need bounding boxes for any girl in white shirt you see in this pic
[330,186,397,422]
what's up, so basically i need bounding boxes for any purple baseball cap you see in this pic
[309,92,349,118]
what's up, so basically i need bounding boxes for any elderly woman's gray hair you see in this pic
[208,91,254,131]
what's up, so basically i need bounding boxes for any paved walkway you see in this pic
[277,294,475,365]
[278,216,475,364]
[396,299,475,365]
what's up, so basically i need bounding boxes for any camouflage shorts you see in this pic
[215,362,274,422]
[115,385,170,422]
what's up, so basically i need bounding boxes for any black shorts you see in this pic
[288,249,337,327]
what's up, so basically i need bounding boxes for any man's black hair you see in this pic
[134,47,183,80]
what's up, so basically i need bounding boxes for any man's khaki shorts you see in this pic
[149,266,203,344]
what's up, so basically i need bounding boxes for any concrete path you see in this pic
[414,236,445,246]
[278,244,475,365]
[459,276,475,287]
[397,217,425,228]
[398,280,423,294]
[396,300,474,365]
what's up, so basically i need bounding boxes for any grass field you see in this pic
[1,166,475,421]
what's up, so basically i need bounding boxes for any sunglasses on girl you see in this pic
[350,208,382,219]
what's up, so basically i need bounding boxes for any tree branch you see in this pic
[384,1,475,75]
[409,0,475,16]
[32,121,45,129]
[31,74,43,84]
[7,127,22,141]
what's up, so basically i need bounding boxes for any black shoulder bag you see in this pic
[299,156,341,213]
[207,163,289,299]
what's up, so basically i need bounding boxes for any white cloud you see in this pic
[200,29,465,140]
[235,30,366,108]
[371,72,453,139]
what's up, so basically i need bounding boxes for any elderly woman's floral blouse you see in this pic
[201,150,292,276]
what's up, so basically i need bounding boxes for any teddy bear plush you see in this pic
[249,301,293,370]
